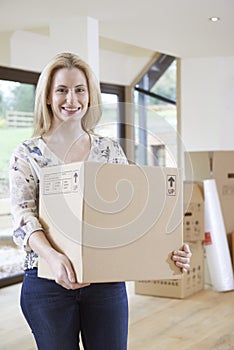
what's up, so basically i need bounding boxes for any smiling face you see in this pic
[47,67,89,131]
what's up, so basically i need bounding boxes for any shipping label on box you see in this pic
[38,162,183,283]
[135,241,204,299]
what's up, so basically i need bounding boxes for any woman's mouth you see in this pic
[62,107,81,112]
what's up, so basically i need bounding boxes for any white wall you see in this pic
[99,49,153,85]
[9,18,100,77]
[10,30,50,72]
[2,28,152,86]
[6,29,234,154]
[181,56,234,151]
[0,32,12,66]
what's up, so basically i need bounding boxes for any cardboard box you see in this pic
[38,162,183,283]
[183,182,204,242]
[184,151,234,233]
[227,231,234,271]
[232,231,234,271]
[135,241,204,299]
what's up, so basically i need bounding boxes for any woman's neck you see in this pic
[42,120,91,163]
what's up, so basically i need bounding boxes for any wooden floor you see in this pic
[1,282,234,350]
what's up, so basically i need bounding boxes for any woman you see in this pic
[9,52,191,350]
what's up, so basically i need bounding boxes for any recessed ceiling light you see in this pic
[209,16,220,22]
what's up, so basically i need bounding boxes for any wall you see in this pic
[0,32,12,66]
[10,31,50,72]
[0,29,153,86]
[2,30,234,152]
[100,49,153,85]
[181,56,234,152]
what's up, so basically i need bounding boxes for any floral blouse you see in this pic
[9,134,128,270]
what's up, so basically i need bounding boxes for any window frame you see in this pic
[100,82,126,149]
[133,54,177,166]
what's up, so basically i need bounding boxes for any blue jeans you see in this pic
[20,269,128,350]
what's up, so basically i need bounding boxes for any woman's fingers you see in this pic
[172,243,192,273]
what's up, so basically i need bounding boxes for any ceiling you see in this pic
[0,0,233,58]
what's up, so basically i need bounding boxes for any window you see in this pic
[0,81,35,198]
[134,54,177,167]
[99,83,126,151]
[0,67,39,287]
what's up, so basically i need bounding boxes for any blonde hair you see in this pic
[33,52,102,136]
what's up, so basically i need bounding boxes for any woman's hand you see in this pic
[171,243,192,273]
[47,250,90,290]
[28,230,90,290]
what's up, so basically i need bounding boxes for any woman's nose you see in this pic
[66,90,75,104]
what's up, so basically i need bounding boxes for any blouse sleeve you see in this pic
[9,144,44,252]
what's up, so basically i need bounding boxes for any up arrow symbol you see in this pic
[74,172,78,183]
[168,176,175,187]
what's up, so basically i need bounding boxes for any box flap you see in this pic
[183,181,204,212]
[38,162,84,282]
[184,151,212,181]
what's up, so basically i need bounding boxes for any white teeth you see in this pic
[64,107,78,111]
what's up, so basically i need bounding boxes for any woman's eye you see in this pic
[55,87,87,94]
[56,88,66,93]
[76,88,85,94]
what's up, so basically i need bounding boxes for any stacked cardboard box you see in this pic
[226,233,233,264]
[135,181,205,299]
[184,151,234,286]
[184,151,234,234]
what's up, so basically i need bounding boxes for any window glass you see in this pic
[151,60,176,101]
[0,80,34,282]
[134,58,177,167]
[95,93,118,139]
[0,80,34,199]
